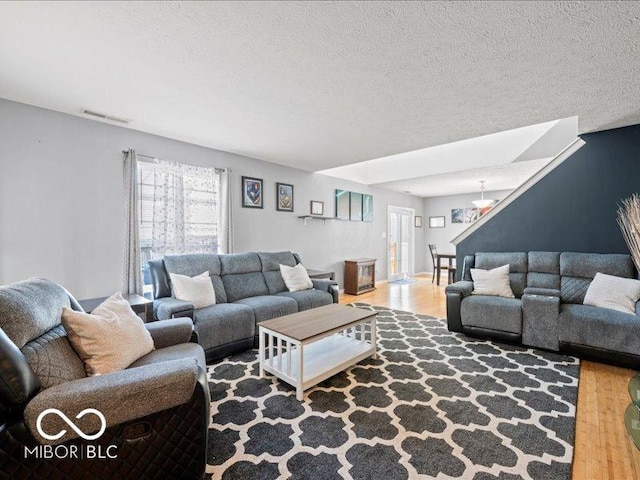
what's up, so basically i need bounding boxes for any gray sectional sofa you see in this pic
[149,251,339,361]
[446,251,640,368]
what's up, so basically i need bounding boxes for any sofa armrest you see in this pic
[24,358,199,445]
[312,279,339,303]
[445,281,473,333]
[522,293,560,350]
[523,287,561,298]
[445,281,474,297]
[153,297,195,321]
[145,318,194,349]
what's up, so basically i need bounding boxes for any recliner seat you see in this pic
[0,278,210,480]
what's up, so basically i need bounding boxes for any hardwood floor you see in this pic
[340,274,640,479]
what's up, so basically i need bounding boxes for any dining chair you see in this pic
[428,244,456,285]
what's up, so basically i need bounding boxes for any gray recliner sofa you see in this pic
[149,251,339,361]
[0,278,210,479]
[446,251,640,368]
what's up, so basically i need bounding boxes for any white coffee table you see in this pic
[258,304,377,400]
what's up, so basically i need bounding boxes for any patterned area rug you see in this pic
[205,303,579,480]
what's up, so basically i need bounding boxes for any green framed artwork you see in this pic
[335,189,350,220]
[350,192,363,221]
[362,194,373,222]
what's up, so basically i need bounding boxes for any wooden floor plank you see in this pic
[340,274,640,479]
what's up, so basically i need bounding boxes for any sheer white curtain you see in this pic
[123,150,144,295]
[219,169,233,253]
[146,159,230,256]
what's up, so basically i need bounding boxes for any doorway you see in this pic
[387,206,415,282]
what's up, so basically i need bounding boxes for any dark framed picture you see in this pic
[276,182,294,212]
[414,216,423,228]
[362,194,373,222]
[310,200,324,215]
[429,216,445,228]
[242,176,263,208]
[350,192,363,221]
[335,189,350,220]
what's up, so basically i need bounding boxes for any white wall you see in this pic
[0,99,424,298]
[422,189,512,271]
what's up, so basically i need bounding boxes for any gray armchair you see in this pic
[0,278,209,480]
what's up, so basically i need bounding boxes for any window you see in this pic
[137,159,222,291]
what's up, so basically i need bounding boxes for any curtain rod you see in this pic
[122,149,226,174]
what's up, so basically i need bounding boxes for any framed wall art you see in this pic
[362,194,374,222]
[414,216,423,228]
[350,192,363,221]
[335,189,350,220]
[464,207,479,223]
[310,200,324,215]
[242,176,263,208]
[429,216,445,228]
[276,182,294,212]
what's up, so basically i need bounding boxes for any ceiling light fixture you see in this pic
[83,109,131,124]
[472,180,494,209]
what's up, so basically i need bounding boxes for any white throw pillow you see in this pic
[471,264,515,298]
[169,271,216,309]
[280,263,313,292]
[584,272,640,315]
[62,292,155,375]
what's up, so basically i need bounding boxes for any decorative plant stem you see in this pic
[618,194,640,271]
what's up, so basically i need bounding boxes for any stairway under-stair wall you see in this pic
[454,123,640,275]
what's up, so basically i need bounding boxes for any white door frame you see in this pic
[387,206,415,282]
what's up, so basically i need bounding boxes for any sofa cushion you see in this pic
[61,293,155,376]
[461,296,522,334]
[560,252,634,279]
[471,264,514,298]
[0,278,71,348]
[164,254,227,304]
[259,251,297,294]
[223,272,269,302]
[528,252,560,274]
[559,304,640,356]
[527,272,560,290]
[280,264,314,292]
[235,296,298,323]
[21,325,87,389]
[583,273,640,314]
[475,252,527,273]
[193,303,255,351]
[276,290,333,311]
[220,252,262,275]
[475,252,527,298]
[169,271,216,309]
[560,277,592,304]
[129,343,206,372]
[220,253,269,302]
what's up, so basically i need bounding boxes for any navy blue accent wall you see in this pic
[457,123,640,272]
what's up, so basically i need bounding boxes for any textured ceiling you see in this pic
[377,158,553,198]
[1,1,639,172]
[320,116,576,196]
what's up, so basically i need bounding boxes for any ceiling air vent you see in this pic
[83,109,131,124]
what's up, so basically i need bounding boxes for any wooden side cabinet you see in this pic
[344,258,376,295]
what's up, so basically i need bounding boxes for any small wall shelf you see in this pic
[298,215,335,225]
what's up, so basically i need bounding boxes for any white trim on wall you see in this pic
[451,137,586,246]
